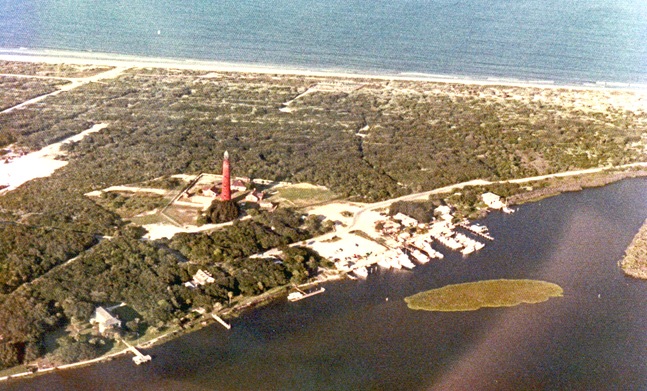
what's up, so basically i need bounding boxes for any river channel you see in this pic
[4,179,647,390]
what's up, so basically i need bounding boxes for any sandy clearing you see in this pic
[100,186,171,196]
[143,222,225,240]
[0,123,108,194]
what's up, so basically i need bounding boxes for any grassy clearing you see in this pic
[405,279,563,312]
[272,185,337,207]
[129,214,167,225]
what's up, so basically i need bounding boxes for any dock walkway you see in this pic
[121,339,151,365]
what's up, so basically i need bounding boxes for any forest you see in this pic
[0,208,329,368]
[0,61,645,370]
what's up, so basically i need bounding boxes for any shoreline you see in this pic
[2,48,647,92]
[0,272,344,383]
[1,167,646,382]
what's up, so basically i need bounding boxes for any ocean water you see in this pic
[0,0,646,85]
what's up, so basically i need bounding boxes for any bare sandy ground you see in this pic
[0,123,108,194]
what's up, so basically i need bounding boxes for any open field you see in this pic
[269,183,338,207]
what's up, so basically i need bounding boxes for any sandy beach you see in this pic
[2,48,647,93]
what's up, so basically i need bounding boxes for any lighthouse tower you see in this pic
[221,151,231,201]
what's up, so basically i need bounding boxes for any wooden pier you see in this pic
[121,339,151,365]
[212,314,232,330]
[458,222,494,241]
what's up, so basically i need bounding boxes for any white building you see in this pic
[193,269,215,286]
[90,307,121,334]
[482,192,504,208]
[393,213,418,227]
[434,205,453,221]
[482,192,514,213]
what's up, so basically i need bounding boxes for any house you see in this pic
[482,192,503,208]
[193,269,215,286]
[244,190,265,203]
[482,192,507,209]
[259,200,277,210]
[90,307,121,334]
[482,192,514,214]
[393,212,418,227]
[202,185,219,198]
[231,179,248,192]
[434,205,453,221]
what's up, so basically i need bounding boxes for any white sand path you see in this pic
[1,67,128,114]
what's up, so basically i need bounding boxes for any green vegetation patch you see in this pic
[405,279,563,312]
[92,191,168,218]
[620,218,647,279]
[273,185,337,207]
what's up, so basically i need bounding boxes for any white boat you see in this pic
[288,287,326,302]
[353,266,369,279]
[422,241,444,259]
[409,248,430,264]
[461,223,494,240]
[435,234,463,250]
[469,224,489,234]
[461,245,476,255]
[397,252,416,270]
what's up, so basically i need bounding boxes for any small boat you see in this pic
[397,252,416,270]
[461,245,476,255]
[470,224,487,233]
[409,248,430,264]
[288,287,326,302]
[353,266,369,279]
[421,241,444,259]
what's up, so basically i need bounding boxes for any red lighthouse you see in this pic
[221,151,231,201]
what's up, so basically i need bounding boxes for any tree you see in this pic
[0,343,20,369]
[204,200,239,223]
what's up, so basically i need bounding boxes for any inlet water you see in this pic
[5,179,647,390]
